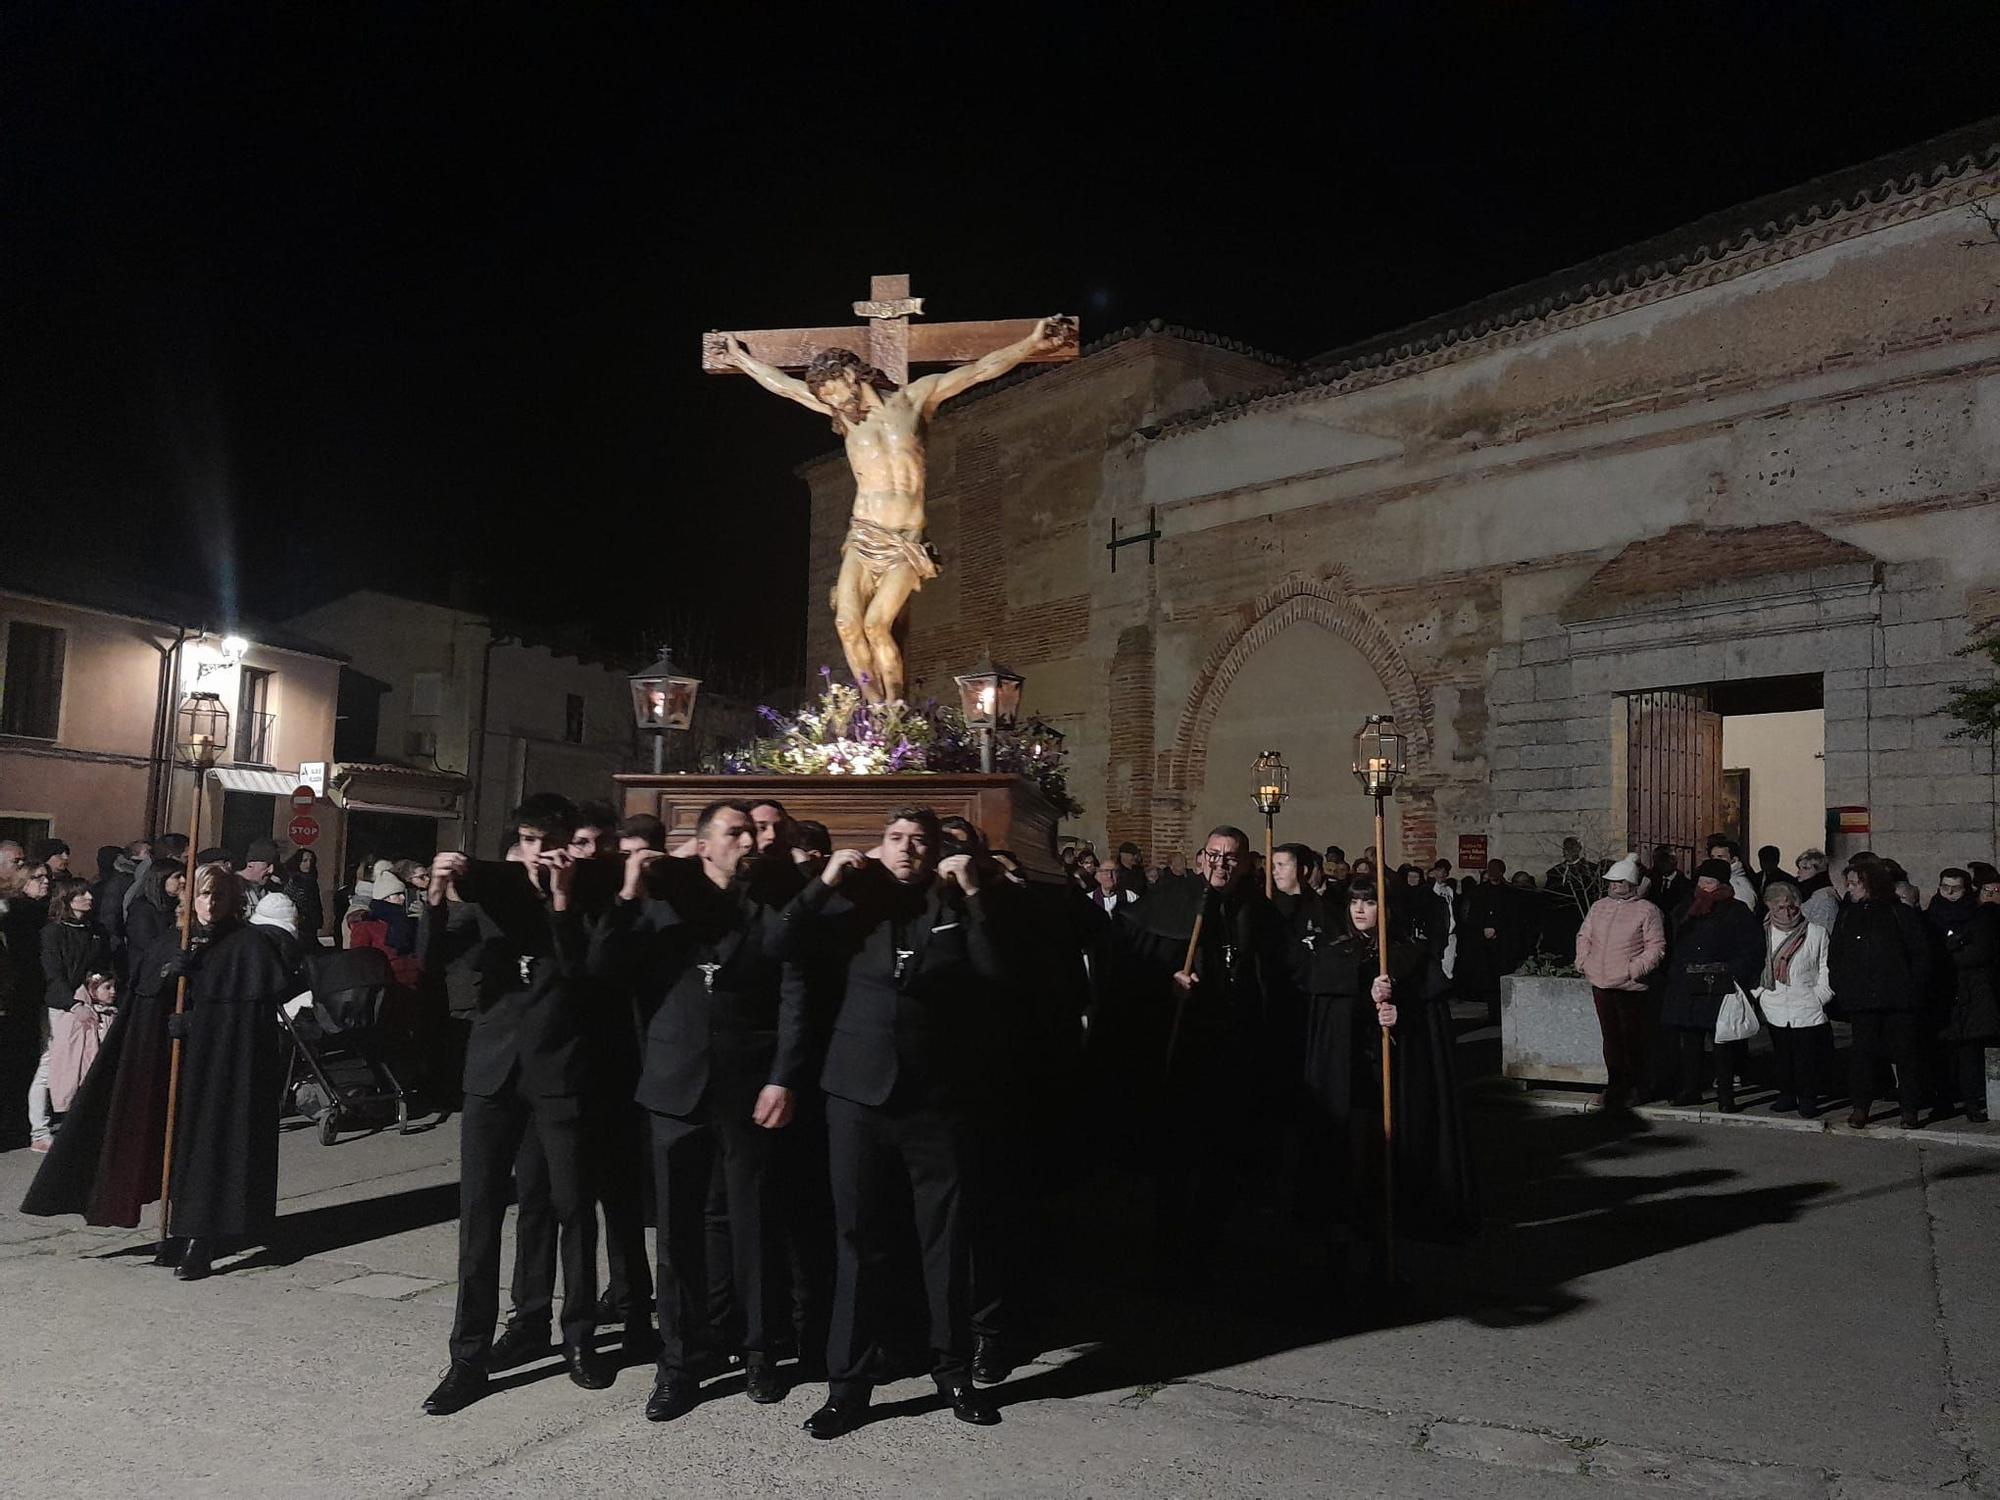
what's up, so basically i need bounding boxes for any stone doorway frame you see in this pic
[1152,578,1436,859]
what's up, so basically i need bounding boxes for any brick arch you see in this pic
[1154,579,1436,858]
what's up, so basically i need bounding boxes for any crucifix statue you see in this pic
[705,274,1079,704]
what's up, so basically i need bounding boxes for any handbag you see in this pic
[1714,983,1761,1045]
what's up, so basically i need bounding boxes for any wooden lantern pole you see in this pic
[1164,913,1204,1084]
[1373,792,1396,1285]
[1263,813,1275,899]
[156,768,206,1257]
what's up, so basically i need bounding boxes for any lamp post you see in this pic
[1251,749,1289,898]
[158,691,229,1261]
[1352,713,1408,1283]
[629,648,703,775]
[954,652,1024,774]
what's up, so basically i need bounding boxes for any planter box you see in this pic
[614,772,1063,880]
[1501,974,1606,1086]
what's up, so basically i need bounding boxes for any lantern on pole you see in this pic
[954,652,1024,774]
[1251,749,1289,897]
[1350,713,1407,1284]
[629,648,703,774]
[158,691,231,1265]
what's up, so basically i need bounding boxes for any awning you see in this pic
[206,767,302,796]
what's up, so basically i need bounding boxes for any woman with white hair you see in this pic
[1574,856,1666,1110]
[1753,881,1834,1117]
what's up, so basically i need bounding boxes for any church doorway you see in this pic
[1191,623,1400,867]
[1625,674,1824,870]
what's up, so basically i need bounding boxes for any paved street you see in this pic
[2,1079,1995,1500]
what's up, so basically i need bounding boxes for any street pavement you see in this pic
[1,1083,1995,1498]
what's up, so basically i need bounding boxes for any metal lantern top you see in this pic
[954,652,1024,731]
[630,648,701,733]
[176,691,231,771]
[1251,749,1290,815]
[1352,714,1407,797]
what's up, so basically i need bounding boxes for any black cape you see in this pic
[22,928,181,1226]
[168,924,292,1239]
[1298,931,1478,1244]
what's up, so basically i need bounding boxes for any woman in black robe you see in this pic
[23,861,290,1280]
[158,863,293,1278]
[21,862,184,1230]
[1297,882,1478,1285]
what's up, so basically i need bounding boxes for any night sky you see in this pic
[6,4,1997,688]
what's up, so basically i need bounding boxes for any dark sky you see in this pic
[6,4,1997,685]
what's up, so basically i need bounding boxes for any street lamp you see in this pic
[629,648,703,774]
[954,652,1023,774]
[1251,749,1289,898]
[1351,713,1408,1283]
[160,690,231,1260]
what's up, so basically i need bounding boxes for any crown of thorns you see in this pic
[803,347,897,393]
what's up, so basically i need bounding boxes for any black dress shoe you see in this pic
[803,1396,869,1439]
[644,1373,699,1422]
[564,1342,615,1391]
[423,1361,488,1415]
[1901,1111,1924,1131]
[174,1239,214,1281]
[151,1237,186,1268]
[942,1383,1001,1426]
[970,1335,1012,1385]
[744,1360,786,1404]
[489,1319,553,1372]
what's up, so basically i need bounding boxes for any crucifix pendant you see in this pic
[517,955,534,985]
[894,948,916,982]
[698,962,721,992]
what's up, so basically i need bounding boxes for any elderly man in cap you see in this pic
[1573,855,1667,1110]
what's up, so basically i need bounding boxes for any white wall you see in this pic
[1191,623,1401,865]
[1722,709,1826,867]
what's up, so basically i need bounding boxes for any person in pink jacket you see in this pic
[1574,856,1667,1110]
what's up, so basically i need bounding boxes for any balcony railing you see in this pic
[235,710,276,766]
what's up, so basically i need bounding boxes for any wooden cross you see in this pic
[702,272,1077,389]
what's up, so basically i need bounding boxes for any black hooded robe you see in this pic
[1298,932,1478,1245]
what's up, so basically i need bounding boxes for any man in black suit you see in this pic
[421,795,611,1415]
[785,806,1005,1437]
[1647,845,1692,917]
[592,800,809,1422]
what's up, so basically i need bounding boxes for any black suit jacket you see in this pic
[592,859,809,1119]
[783,866,1003,1109]
[417,859,593,1097]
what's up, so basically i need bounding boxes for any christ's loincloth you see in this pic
[832,517,941,604]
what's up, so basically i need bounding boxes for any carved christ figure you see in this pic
[723,315,1075,704]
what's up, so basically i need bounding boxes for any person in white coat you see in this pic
[1753,880,1834,1117]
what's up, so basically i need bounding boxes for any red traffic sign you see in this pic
[288,813,321,848]
[291,785,316,811]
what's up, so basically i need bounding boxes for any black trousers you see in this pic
[1952,1043,1989,1116]
[650,1100,785,1376]
[450,1077,595,1365]
[1849,1011,1922,1115]
[510,1095,654,1326]
[1674,1029,1745,1102]
[825,1091,972,1398]
[1769,1024,1834,1107]
[781,1090,835,1367]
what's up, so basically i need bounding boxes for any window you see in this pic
[1,621,65,739]
[564,693,585,744]
[236,666,275,764]
[0,815,51,851]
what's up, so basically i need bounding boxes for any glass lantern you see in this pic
[1251,749,1290,816]
[954,653,1024,731]
[175,691,231,770]
[630,649,702,733]
[1352,714,1407,797]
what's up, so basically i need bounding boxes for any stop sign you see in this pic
[291,785,315,811]
[288,812,321,848]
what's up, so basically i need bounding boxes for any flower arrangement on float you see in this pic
[713,668,1082,816]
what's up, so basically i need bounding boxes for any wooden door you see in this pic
[1626,688,1722,871]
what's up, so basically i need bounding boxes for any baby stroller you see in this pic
[280,945,418,1145]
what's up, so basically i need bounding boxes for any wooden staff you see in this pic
[1163,914,1204,1084]
[1373,798,1395,1284]
[156,776,206,1257]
